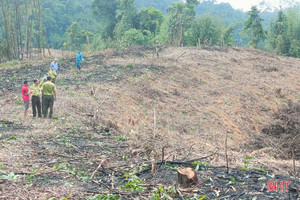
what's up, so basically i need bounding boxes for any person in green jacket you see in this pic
[48,66,57,84]
[30,79,44,118]
[41,76,56,118]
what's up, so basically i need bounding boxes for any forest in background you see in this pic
[1,0,300,62]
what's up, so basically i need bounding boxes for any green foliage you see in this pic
[25,172,37,183]
[150,185,176,200]
[15,98,23,105]
[137,7,163,34]
[268,10,290,55]
[240,156,253,170]
[42,0,96,48]
[53,163,90,180]
[7,136,20,141]
[90,34,107,50]
[243,6,266,48]
[193,160,210,171]
[268,6,300,58]
[166,0,199,45]
[121,171,144,191]
[3,0,300,60]
[66,22,89,50]
[87,194,119,200]
[226,177,235,185]
[115,135,127,141]
[184,195,206,200]
[166,2,185,46]
[134,0,178,14]
[121,29,150,47]
[166,163,179,170]
[185,14,222,46]
[155,17,170,45]
[0,164,18,180]
[256,167,266,172]
[91,0,118,39]
[114,0,138,43]
[139,163,149,171]
[289,39,300,57]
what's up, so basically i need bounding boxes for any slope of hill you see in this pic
[0,47,299,199]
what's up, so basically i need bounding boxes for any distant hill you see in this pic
[134,0,178,13]
[134,0,277,46]
[38,0,277,48]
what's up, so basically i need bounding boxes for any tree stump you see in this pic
[177,167,198,188]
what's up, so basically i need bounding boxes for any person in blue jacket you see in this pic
[76,50,83,70]
[50,59,59,73]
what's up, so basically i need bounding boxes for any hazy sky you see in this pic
[216,0,300,11]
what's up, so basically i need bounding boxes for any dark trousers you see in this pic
[41,94,45,114]
[32,96,41,117]
[42,95,54,118]
[76,61,81,70]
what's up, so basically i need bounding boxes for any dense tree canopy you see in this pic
[1,0,300,62]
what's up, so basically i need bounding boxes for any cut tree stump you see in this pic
[177,167,198,188]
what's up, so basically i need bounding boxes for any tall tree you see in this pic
[137,7,163,35]
[167,2,185,46]
[269,10,290,55]
[166,0,198,46]
[114,0,137,43]
[14,0,23,59]
[0,0,12,60]
[243,6,266,48]
[91,0,118,39]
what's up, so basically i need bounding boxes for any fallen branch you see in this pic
[90,159,106,180]
[92,180,112,191]
[176,51,186,61]
[92,96,108,129]
[136,150,219,175]
[225,133,229,173]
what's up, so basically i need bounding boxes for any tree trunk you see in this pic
[32,0,41,55]
[44,26,51,56]
[28,0,34,59]
[177,167,198,188]
[14,0,23,60]
[24,0,29,58]
[87,32,91,52]
[6,0,17,60]
[1,0,11,60]
[36,0,45,57]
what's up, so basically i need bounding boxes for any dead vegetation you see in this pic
[261,100,300,159]
[0,46,299,199]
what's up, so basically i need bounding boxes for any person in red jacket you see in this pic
[21,80,32,118]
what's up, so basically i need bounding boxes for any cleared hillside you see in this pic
[0,47,299,199]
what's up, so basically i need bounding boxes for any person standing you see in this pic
[41,76,56,118]
[30,79,44,118]
[21,81,31,118]
[48,66,57,84]
[76,50,83,70]
[50,59,59,73]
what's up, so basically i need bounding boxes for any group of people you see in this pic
[22,64,57,119]
[21,51,83,119]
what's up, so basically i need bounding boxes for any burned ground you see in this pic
[0,46,299,199]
